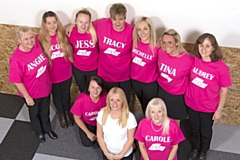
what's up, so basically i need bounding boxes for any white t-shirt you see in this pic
[97,110,137,157]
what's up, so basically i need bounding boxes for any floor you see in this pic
[1,93,240,160]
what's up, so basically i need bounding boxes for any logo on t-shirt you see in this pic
[36,65,47,78]
[149,143,166,151]
[27,53,46,71]
[77,50,91,56]
[192,77,207,88]
[51,51,64,59]
[104,48,120,56]
[132,57,146,66]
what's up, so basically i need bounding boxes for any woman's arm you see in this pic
[213,87,228,120]
[65,24,76,37]
[74,115,96,141]
[138,141,150,160]
[167,144,178,160]
[15,82,34,106]
[97,122,114,160]
[114,127,136,160]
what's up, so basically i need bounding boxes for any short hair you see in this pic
[159,29,186,54]
[109,3,127,19]
[84,75,106,96]
[145,98,170,134]
[17,26,33,40]
[193,33,222,61]
[133,17,156,54]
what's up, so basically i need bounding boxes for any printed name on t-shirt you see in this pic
[132,57,146,67]
[77,50,91,56]
[103,36,126,48]
[27,53,46,71]
[104,48,120,56]
[159,63,176,82]
[192,67,214,80]
[85,111,99,116]
[36,65,47,78]
[149,143,166,151]
[51,51,64,59]
[132,48,153,60]
[75,40,95,48]
[51,44,61,51]
[145,135,171,142]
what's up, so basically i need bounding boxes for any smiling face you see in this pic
[149,106,164,125]
[109,93,123,111]
[198,38,214,62]
[45,16,57,36]
[137,20,150,43]
[18,31,35,52]
[111,14,125,32]
[88,80,102,101]
[76,13,90,33]
[161,35,178,56]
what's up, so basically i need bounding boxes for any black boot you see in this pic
[58,113,68,128]
[65,111,74,126]
[188,149,199,160]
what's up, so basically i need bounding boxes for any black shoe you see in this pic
[188,149,199,160]
[36,132,45,143]
[65,111,74,126]
[46,131,58,139]
[198,152,206,160]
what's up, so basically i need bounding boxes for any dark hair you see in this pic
[193,33,222,62]
[84,75,106,95]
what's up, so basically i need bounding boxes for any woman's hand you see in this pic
[25,96,35,106]
[113,154,123,160]
[65,24,75,37]
[87,132,97,141]
[213,109,222,120]
[105,152,114,160]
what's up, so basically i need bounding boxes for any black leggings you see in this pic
[78,122,97,147]
[102,152,133,160]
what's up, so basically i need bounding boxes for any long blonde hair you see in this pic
[75,8,97,45]
[101,87,129,128]
[38,11,73,64]
[145,98,170,135]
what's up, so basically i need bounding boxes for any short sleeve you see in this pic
[9,56,23,83]
[96,109,104,125]
[70,94,82,116]
[219,62,232,88]
[127,112,137,129]
[170,120,185,145]
[134,119,145,142]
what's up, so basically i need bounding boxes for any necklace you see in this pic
[151,120,163,132]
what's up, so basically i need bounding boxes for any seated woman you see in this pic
[71,75,107,147]
[97,87,137,160]
[134,98,185,160]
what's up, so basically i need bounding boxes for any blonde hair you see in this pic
[133,17,156,55]
[101,87,129,128]
[17,26,34,42]
[145,98,170,135]
[38,11,73,64]
[158,29,186,54]
[109,3,127,19]
[75,8,97,45]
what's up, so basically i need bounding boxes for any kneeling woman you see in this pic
[134,98,185,160]
[71,76,107,147]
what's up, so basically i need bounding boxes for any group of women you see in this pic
[9,2,231,160]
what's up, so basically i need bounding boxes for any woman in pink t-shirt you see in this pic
[69,8,99,93]
[38,11,74,129]
[185,33,232,160]
[9,26,58,143]
[134,98,185,160]
[131,17,159,114]
[71,75,107,147]
[157,29,193,125]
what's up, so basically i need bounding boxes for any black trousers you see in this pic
[72,65,97,93]
[102,152,133,160]
[52,77,72,114]
[187,107,214,153]
[25,95,52,133]
[78,122,97,147]
[104,79,132,104]
[132,80,158,114]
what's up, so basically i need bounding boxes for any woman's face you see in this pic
[45,16,58,36]
[161,35,178,56]
[109,93,123,111]
[18,31,35,51]
[149,106,164,125]
[76,13,90,33]
[137,21,150,43]
[88,80,102,100]
[198,38,214,61]
[111,14,125,32]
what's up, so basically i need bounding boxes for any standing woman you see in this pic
[185,33,232,160]
[70,75,107,147]
[134,98,185,160]
[97,87,137,160]
[38,11,74,129]
[157,29,193,125]
[131,17,159,114]
[9,26,58,143]
[68,8,98,93]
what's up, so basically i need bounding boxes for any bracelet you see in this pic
[218,107,224,110]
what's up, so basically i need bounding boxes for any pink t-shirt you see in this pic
[9,39,51,98]
[185,56,232,112]
[134,118,185,160]
[157,48,193,95]
[94,18,133,82]
[131,41,159,83]
[70,93,107,126]
[48,34,72,83]
[68,27,98,71]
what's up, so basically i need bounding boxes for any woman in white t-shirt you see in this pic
[97,87,137,160]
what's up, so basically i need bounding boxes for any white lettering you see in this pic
[27,53,46,71]
[75,40,94,48]
[159,63,176,76]
[132,48,153,60]
[192,67,214,80]
[103,36,126,49]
